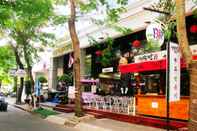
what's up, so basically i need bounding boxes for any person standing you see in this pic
[119,52,131,96]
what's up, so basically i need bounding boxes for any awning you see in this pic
[119,59,189,74]
[119,55,197,74]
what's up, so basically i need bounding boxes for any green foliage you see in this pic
[193,8,197,18]
[38,76,47,83]
[79,0,98,13]
[192,0,197,4]
[0,46,16,84]
[152,0,176,41]
[52,15,69,25]
[0,46,15,71]
[145,40,160,52]
[109,24,132,35]
[89,36,116,67]
[0,0,56,68]
[33,108,59,118]
[58,73,73,85]
[13,77,17,92]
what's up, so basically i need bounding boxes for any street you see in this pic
[0,105,77,131]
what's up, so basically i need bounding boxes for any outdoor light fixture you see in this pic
[144,21,151,24]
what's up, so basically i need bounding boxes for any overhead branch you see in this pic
[143,7,170,15]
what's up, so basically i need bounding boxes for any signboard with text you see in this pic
[102,67,113,73]
[134,51,166,63]
[169,42,181,102]
[134,45,197,63]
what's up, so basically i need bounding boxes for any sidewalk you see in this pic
[75,118,165,131]
[11,102,166,131]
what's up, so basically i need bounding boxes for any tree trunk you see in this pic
[11,45,24,104]
[175,0,197,130]
[189,63,197,131]
[23,44,34,89]
[17,77,24,104]
[0,79,1,89]
[175,0,192,66]
[13,76,17,92]
[68,0,84,117]
[23,44,35,106]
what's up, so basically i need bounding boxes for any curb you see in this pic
[75,122,112,131]
[12,104,33,113]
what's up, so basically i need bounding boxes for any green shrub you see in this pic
[33,108,59,118]
[38,76,47,83]
[58,73,73,85]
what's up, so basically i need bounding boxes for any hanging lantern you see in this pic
[132,40,141,48]
[95,50,102,56]
[190,25,197,33]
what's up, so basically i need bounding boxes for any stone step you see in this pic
[86,111,106,119]
[53,106,74,113]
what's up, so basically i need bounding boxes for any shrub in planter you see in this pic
[38,76,47,83]
[58,73,73,86]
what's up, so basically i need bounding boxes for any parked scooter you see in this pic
[0,94,8,112]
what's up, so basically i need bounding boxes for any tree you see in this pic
[175,0,197,130]
[0,46,16,88]
[0,0,55,104]
[60,0,129,117]
[68,0,84,116]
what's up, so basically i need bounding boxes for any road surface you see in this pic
[0,105,77,131]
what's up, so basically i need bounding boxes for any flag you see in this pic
[43,62,46,70]
[68,53,74,68]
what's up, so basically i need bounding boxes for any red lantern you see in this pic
[95,50,102,56]
[132,40,141,48]
[190,25,197,33]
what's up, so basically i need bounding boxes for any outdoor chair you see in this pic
[104,96,113,111]
[97,96,106,110]
[112,96,121,113]
[127,97,136,115]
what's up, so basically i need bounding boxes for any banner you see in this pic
[169,42,181,102]
[35,80,41,97]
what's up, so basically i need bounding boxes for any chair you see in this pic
[105,96,112,111]
[127,97,136,115]
[112,96,121,113]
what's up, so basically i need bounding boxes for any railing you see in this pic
[83,94,136,116]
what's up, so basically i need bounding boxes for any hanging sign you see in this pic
[134,45,197,63]
[134,50,166,63]
[15,69,26,77]
[102,67,113,73]
[169,42,181,102]
[146,23,164,47]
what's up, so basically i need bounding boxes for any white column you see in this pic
[48,57,58,89]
